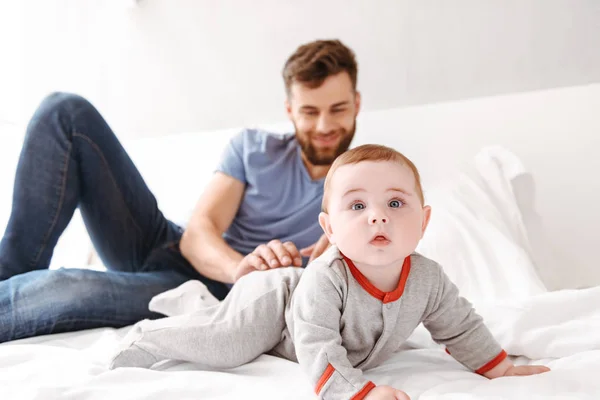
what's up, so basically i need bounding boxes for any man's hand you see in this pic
[363,385,410,400]
[233,240,303,282]
[300,233,331,264]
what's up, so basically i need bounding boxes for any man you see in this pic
[0,39,361,343]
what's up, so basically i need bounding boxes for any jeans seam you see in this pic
[51,316,140,326]
[9,316,140,342]
[16,317,141,339]
[137,240,183,274]
[72,132,143,235]
[30,142,72,269]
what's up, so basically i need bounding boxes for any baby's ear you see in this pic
[318,212,335,244]
[421,205,432,237]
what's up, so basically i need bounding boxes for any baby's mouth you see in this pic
[370,233,391,246]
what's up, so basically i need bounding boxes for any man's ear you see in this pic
[421,205,432,238]
[285,98,293,119]
[354,91,362,116]
[318,212,335,244]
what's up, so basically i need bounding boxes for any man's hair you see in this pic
[322,144,425,213]
[282,39,358,96]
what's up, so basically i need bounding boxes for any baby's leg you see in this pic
[109,267,303,369]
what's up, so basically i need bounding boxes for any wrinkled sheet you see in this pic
[1,286,599,399]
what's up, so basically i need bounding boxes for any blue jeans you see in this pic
[0,92,230,343]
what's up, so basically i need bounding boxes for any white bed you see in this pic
[2,288,600,399]
[1,85,600,399]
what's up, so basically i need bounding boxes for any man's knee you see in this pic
[0,269,123,342]
[25,92,99,143]
[18,268,104,311]
[39,92,92,115]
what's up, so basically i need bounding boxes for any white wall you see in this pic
[0,1,23,132]
[4,0,600,138]
[350,84,600,291]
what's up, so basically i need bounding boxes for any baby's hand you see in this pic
[503,364,551,377]
[363,385,410,400]
[484,358,550,379]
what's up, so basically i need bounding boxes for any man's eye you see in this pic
[351,202,365,211]
[389,200,403,208]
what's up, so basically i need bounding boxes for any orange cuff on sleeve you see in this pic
[315,364,376,399]
[315,364,335,394]
[351,381,376,400]
[475,350,508,375]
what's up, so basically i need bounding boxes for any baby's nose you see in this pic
[369,216,388,224]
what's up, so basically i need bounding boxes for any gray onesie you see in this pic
[109,246,506,400]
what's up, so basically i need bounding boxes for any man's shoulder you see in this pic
[235,128,296,151]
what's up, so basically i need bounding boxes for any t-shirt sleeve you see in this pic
[215,130,247,184]
[422,265,506,374]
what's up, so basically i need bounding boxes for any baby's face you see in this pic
[320,160,430,267]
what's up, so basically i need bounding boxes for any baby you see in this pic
[109,144,549,400]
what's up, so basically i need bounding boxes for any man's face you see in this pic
[286,72,360,166]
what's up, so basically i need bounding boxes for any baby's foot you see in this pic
[149,280,220,317]
[109,323,157,369]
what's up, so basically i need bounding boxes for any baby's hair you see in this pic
[322,144,424,212]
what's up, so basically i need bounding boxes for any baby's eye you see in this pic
[388,199,403,208]
[351,202,365,211]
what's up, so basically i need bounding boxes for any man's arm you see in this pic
[179,172,245,284]
[180,170,307,284]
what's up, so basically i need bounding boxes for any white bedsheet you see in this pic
[2,286,599,400]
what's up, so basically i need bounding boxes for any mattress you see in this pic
[2,285,600,399]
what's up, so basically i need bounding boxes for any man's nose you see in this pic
[316,114,336,133]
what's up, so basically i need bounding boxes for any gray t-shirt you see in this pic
[216,129,324,266]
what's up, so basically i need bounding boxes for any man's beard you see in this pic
[295,122,356,166]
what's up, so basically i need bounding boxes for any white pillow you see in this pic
[416,146,547,306]
[124,129,240,228]
[0,134,20,244]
